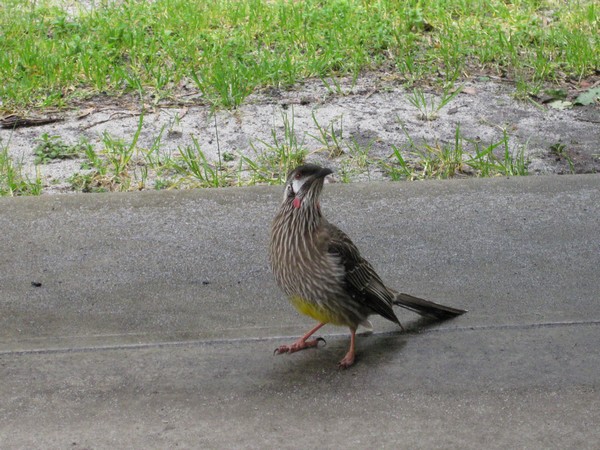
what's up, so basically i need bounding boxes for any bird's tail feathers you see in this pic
[393,292,467,320]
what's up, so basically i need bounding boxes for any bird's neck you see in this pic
[279,200,323,235]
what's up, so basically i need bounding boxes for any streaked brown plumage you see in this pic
[269,164,466,368]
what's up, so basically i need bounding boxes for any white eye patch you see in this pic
[291,178,306,195]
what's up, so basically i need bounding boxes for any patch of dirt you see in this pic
[1,72,599,194]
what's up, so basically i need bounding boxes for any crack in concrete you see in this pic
[2,319,598,356]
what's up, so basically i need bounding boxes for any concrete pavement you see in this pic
[1,175,599,449]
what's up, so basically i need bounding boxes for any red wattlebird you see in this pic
[269,164,466,368]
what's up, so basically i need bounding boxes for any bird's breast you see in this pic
[270,216,344,302]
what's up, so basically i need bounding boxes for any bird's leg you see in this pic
[274,322,326,355]
[338,327,357,369]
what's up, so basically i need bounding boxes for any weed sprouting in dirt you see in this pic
[33,134,90,164]
[1,139,43,196]
[382,124,529,180]
[243,108,307,185]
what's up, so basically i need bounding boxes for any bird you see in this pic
[269,163,467,368]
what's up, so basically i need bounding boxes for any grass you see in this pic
[407,82,463,121]
[549,142,575,173]
[70,112,145,192]
[68,109,305,193]
[467,130,529,177]
[308,111,345,157]
[2,108,533,196]
[171,136,230,188]
[383,124,529,180]
[0,0,596,195]
[1,139,43,196]
[244,108,307,185]
[0,0,597,109]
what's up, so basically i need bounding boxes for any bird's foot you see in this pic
[337,350,355,369]
[274,337,326,355]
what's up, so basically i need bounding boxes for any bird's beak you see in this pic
[307,167,333,188]
[317,167,333,178]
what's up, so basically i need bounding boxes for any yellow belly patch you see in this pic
[290,296,342,325]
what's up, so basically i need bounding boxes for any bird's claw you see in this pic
[274,346,289,355]
[337,351,356,369]
[315,336,327,347]
[274,336,326,355]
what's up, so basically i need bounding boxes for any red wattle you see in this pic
[293,197,302,209]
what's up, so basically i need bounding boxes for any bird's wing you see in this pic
[324,222,400,324]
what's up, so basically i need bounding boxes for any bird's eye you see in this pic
[294,172,302,179]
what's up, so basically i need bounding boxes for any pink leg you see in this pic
[338,327,357,369]
[274,323,326,355]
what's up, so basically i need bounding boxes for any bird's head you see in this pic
[283,164,333,209]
